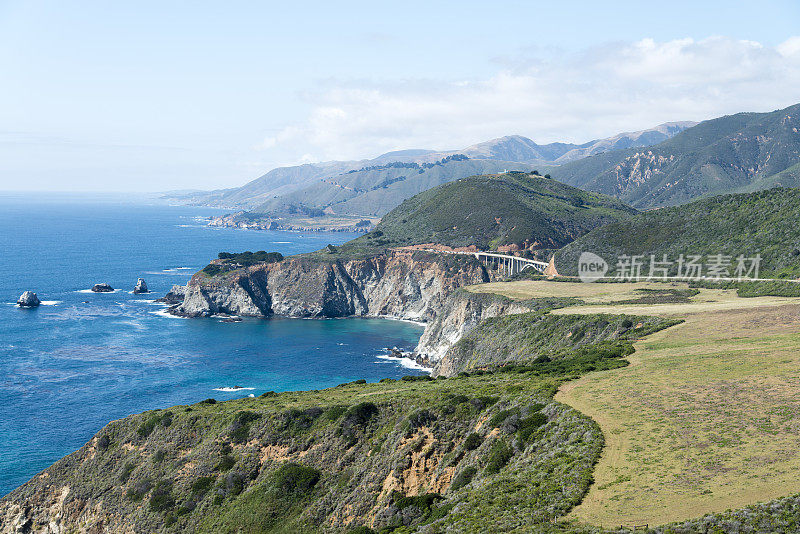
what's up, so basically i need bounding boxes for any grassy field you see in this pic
[468,279,800,527]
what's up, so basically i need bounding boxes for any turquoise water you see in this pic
[0,194,424,495]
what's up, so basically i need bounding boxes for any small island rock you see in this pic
[91,283,114,293]
[133,278,149,294]
[17,291,40,307]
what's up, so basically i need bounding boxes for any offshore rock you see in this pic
[91,283,114,293]
[132,278,149,294]
[17,291,40,308]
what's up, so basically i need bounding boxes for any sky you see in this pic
[1,0,799,192]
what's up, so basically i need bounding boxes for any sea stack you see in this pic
[17,291,40,307]
[91,283,114,293]
[133,278,149,294]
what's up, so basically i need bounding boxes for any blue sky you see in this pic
[1,1,799,191]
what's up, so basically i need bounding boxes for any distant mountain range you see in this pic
[553,103,800,208]
[164,122,695,212]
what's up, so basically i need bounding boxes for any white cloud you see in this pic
[254,36,800,166]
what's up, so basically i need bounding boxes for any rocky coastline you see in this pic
[163,250,527,375]
[208,213,373,233]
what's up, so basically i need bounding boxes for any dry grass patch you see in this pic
[556,303,800,527]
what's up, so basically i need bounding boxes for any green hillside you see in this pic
[552,103,800,208]
[555,187,800,278]
[326,172,636,258]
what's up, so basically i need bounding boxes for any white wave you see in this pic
[375,315,426,326]
[272,241,292,244]
[213,386,256,392]
[75,288,123,294]
[248,394,255,398]
[150,309,187,319]
[376,354,432,372]
[128,299,157,304]
[39,300,61,305]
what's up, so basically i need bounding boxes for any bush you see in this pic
[485,440,513,474]
[199,398,217,405]
[260,391,277,398]
[464,433,483,451]
[137,412,171,438]
[517,413,548,442]
[216,251,284,266]
[343,402,379,427]
[97,434,110,450]
[229,410,261,443]
[119,461,136,483]
[489,408,518,428]
[223,471,245,497]
[450,466,477,491]
[272,462,321,496]
[149,480,175,512]
[191,476,216,495]
[282,407,324,431]
[393,492,443,513]
[324,405,348,420]
[408,409,436,430]
[126,478,152,501]
[216,454,235,471]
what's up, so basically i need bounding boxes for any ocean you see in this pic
[0,194,425,495]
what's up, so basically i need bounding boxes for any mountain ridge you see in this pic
[552,103,800,208]
[163,121,694,211]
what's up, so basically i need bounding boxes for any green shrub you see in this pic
[408,409,436,430]
[517,413,548,443]
[199,398,217,405]
[97,434,110,450]
[324,405,348,420]
[137,412,170,438]
[347,527,376,534]
[228,410,261,443]
[216,454,235,471]
[489,408,518,428]
[119,461,136,483]
[149,480,175,512]
[216,251,284,266]
[485,440,513,474]
[463,433,483,451]
[126,478,152,501]
[393,492,443,514]
[450,466,477,491]
[343,402,379,427]
[272,462,321,496]
[282,407,324,431]
[260,391,278,398]
[191,476,216,495]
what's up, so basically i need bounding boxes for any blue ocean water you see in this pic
[0,194,424,495]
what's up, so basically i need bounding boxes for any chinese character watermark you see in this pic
[578,252,761,283]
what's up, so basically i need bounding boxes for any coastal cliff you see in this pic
[171,250,490,324]
[413,290,530,369]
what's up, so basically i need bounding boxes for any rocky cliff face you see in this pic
[414,291,529,371]
[172,251,490,325]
